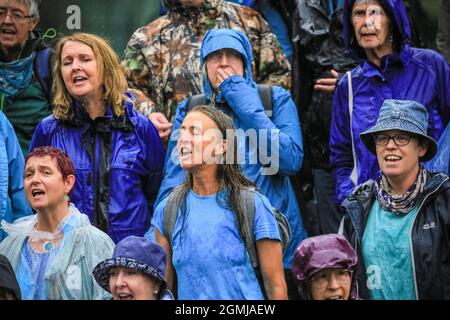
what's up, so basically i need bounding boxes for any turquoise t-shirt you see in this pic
[362,201,418,300]
[152,189,280,300]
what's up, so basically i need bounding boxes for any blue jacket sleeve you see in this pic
[4,116,31,220]
[329,74,357,205]
[434,52,450,123]
[154,100,189,207]
[221,76,303,176]
[141,117,165,213]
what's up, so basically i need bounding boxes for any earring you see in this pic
[389,34,394,44]
[64,194,70,202]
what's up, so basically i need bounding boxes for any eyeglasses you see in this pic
[373,133,412,146]
[310,269,353,289]
[0,11,34,23]
[206,49,243,63]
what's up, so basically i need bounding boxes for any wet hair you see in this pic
[52,33,128,121]
[26,146,75,195]
[178,105,256,242]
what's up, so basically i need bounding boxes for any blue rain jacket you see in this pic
[330,0,450,205]
[29,96,165,243]
[155,28,307,268]
[0,112,31,240]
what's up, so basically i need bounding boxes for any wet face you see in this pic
[375,129,427,183]
[205,48,244,92]
[109,267,160,300]
[0,0,39,56]
[24,156,74,211]
[60,40,103,101]
[309,268,352,300]
[351,0,393,55]
[177,111,226,170]
[178,0,203,6]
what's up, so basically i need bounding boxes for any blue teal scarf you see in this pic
[0,52,35,97]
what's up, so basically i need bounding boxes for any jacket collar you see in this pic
[343,171,450,238]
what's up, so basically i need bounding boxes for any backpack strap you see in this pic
[162,186,184,246]
[186,94,207,113]
[240,187,259,269]
[33,47,53,100]
[256,84,273,117]
[186,84,273,117]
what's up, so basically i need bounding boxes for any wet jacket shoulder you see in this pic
[0,113,31,241]
[122,0,291,121]
[341,172,450,299]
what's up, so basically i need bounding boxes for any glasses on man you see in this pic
[310,269,353,289]
[373,133,412,146]
[0,10,34,23]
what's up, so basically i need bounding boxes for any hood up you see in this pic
[200,28,256,102]
[343,0,412,58]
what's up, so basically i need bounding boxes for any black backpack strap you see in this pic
[240,187,259,269]
[33,47,53,100]
[256,84,273,118]
[162,186,184,246]
[186,94,207,113]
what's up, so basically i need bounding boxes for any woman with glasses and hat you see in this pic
[292,234,359,300]
[93,236,174,300]
[340,99,450,300]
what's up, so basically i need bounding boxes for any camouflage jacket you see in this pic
[122,0,291,121]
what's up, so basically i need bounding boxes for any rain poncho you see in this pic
[0,204,115,300]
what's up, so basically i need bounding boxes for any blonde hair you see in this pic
[52,33,128,120]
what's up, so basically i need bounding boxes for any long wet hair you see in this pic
[178,105,256,242]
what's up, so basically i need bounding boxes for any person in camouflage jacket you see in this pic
[122,0,291,141]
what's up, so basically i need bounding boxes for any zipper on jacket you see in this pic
[409,178,448,300]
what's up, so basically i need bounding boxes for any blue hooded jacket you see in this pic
[330,0,450,205]
[0,112,31,240]
[154,28,307,268]
[29,96,165,243]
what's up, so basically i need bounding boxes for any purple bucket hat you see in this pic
[93,236,168,293]
[292,234,359,300]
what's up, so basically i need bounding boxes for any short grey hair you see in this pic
[27,0,40,18]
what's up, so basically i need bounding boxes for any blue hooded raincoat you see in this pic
[155,28,307,268]
[330,0,450,205]
[29,96,165,243]
[0,112,31,240]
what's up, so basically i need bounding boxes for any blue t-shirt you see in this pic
[152,189,281,300]
[362,201,418,300]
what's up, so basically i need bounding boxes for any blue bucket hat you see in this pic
[360,99,438,162]
[93,236,168,293]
